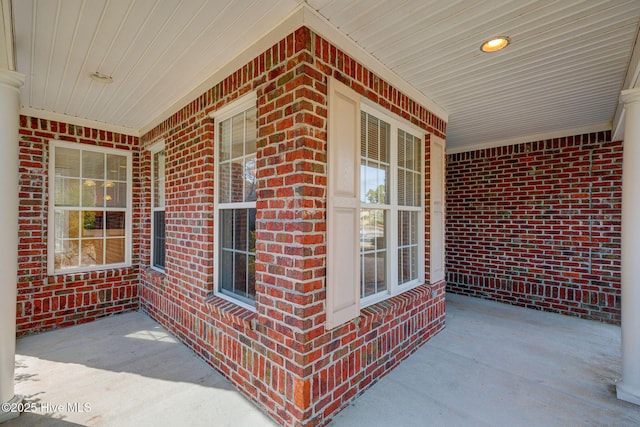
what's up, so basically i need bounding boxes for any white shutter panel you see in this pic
[326,77,361,330]
[430,135,446,283]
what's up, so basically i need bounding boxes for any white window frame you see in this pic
[210,92,257,312]
[47,140,133,275]
[149,140,165,273]
[359,102,426,308]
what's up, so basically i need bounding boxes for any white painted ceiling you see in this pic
[11,0,640,151]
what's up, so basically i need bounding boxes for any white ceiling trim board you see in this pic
[21,106,138,137]
[612,19,640,141]
[139,3,449,137]
[446,122,613,155]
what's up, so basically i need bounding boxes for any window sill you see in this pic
[205,295,257,332]
[359,283,435,328]
[142,266,166,287]
[47,264,134,278]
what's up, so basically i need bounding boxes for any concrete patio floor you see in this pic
[5,293,640,426]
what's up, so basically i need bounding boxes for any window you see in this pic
[150,143,166,271]
[48,141,131,274]
[214,94,257,308]
[359,105,425,307]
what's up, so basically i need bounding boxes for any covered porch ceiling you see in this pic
[8,0,640,152]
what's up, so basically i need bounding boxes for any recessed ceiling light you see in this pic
[90,71,113,83]
[480,36,510,53]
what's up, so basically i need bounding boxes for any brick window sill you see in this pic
[205,295,257,332]
[359,283,435,328]
[142,267,166,287]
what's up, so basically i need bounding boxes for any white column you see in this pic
[618,87,640,406]
[0,70,24,423]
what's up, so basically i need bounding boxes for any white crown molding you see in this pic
[139,3,449,137]
[446,122,612,154]
[0,69,23,91]
[21,107,139,137]
[621,87,640,105]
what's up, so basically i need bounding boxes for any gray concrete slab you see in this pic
[333,293,640,427]
[5,294,640,426]
[5,311,276,427]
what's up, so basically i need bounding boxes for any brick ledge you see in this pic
[359,283,436,328]
[205,295,257,331]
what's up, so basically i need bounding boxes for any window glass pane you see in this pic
[230,159,244,203]
[362,164,387,204]
[220,120,232,162]
[220,209,233,250]
[399,247,409,284]
[220,250,233,290]
[398,211,409,246]
[406,131,414,172]
[367,114,379,160]
[219,162,231,203]
[82,179,104,207]
[380,121,390,164]
[106,182,127,208]
[81,239,104,266]
[376,251,386,292]
[106,154,127,181]
[406,171,414,206]
[219,207,256,302]
[411,246,418,279]
[248,209,256,253]
[360,209,386,299]
[398,130,406,169]
[248,254,256,298]
[153,210,165,269]
[55,177,80,206]
[362,252,376,298]
[55,210,80,239]
[233,209,248,251]
[377,165,388,204]
[398,169,406,205]
[234,252,247,297]
[55,147,80,177]
[82,211,104,238]
[361,112,390,205]
[398,210,419,285]
[106,212,125,236]
[105,238,125,264]
[245,107,257,156]
[414,173,422,207]
[410,210,418,244]
[232,113,244,158]
[153,151,165,208]
[245,156,257,202]
[413,135,421,172]
[82,151,104,179]
[54,240,79,270]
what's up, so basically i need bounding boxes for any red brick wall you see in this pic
[140,26,446,426]
[446,131,621,323]
[16,116,140,336]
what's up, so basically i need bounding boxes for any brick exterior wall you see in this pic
[139,26,446,426]
[446,131,622,323]
[16,116,140,336]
